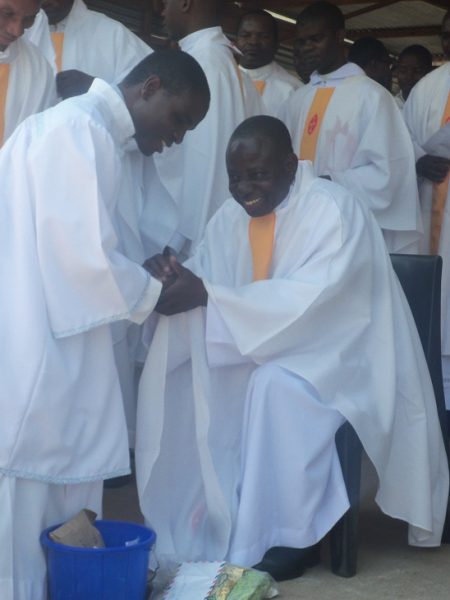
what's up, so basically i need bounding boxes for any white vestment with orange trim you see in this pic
[136,163,448,568]
[240,60,302,117]
[0,37,55,146]
[278,62,422,252]
[25,0,151,79]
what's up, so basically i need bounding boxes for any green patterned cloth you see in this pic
[207,564,276,599]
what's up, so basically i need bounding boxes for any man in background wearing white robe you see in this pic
[0,49,210,600]
[146,0,262,260]
[0,0,55,146]
[26,0,151,97]
[403,11,450,414]
[236,9,301,117]
[136,116,448,582]
[278,1,421,253]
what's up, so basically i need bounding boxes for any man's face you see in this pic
[442,18,450,60]
[365,55,392,91]
[0,0,40,50]
[130,78,209,156]
[227,135,296,218]
[236,15,277,69]
[161,0,185,42]
[42,0,73,26]
[295,18,344,75]
[396,54,429,99]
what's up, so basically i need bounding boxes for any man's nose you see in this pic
[237,179,254,195]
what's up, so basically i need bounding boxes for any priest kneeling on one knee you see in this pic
[136,115,449,582]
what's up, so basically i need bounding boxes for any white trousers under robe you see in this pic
[226,364,349,566]
[0,476,103,600]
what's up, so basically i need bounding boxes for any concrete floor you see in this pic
[103,460,450,599]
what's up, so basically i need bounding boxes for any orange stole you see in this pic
[299,87,335,162]
[253,80,266,96]
[248,212,276,281]
[430,91,450,255]
[51,32,65,73]
[0,63,10,146]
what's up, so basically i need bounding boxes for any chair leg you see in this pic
[329,506,359,577]
[330,422,363,577]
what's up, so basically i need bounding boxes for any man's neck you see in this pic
[317,54,347,76]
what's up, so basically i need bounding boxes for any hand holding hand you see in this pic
[143,247,178,288]
[155,261,208,316]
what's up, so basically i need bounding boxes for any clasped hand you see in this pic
[143,247,208,315]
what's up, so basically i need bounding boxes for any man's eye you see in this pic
[252,172,267,180]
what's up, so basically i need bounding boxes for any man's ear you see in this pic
[336,28,345,45]
[285,152,299,179]
[180,0,193,13]
[141,75,162,100]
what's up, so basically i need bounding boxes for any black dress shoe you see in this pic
[253,544,321,582]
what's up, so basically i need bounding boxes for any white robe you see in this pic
[278,62,422,253]
[394,90,406,111]
[0,37,56,145]
[23,9,55,65]
[240,60,302,117]
[403,64,450,402]
[147,26,263,257]
[136,163,448,568]
[25,0,151,79]
[0,78,162,484]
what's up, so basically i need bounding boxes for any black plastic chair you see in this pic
[329,254,450,577]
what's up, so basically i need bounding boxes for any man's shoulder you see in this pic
[410,64,449,101]
[80,5,142,42]
[271,62,301,88]
[12,37,52,71]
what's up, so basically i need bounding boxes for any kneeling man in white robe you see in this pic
[136,116,449,582]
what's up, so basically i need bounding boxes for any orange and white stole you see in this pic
[429,92,450,255]
[51,32,65,73]
[0,63,10,146]
[299,87,335,162]
[252,80,266,96]
[248,213,276,281]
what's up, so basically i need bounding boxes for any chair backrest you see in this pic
[390,253,449,454]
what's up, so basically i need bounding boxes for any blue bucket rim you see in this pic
[40,519,156,553]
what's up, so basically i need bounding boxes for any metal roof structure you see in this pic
[86,0,448,64]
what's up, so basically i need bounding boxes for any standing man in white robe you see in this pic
[403,10,450,413]
[26,0,152,97]
[0,0,55,146]
[0,49,210,600]
[236,9,301,116]
[146,0,262,260]
[278,1,422,253]
[136,116,448,582]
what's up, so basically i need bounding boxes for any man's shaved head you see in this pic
[229,115,293,157]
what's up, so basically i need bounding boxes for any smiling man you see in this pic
[278,0,421,254]
[236,10,301,116]
[0,0,55,145]
[0,49,209,600]
[136,116,448,582]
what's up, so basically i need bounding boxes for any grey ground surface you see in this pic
[103,457,450,599]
